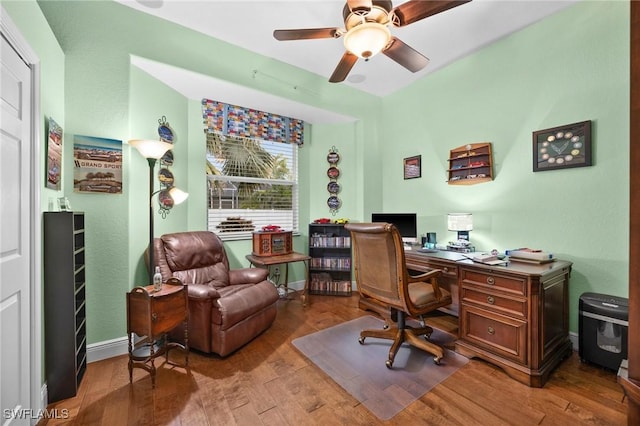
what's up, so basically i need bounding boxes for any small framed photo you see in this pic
[403,155,422,179]
[58,197,71,211]
[533,120,592,172]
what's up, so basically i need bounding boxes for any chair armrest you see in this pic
[229,267,269,285]
[187,283,221,300]
[407,269,444,299]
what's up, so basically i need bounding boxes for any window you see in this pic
[206,132,298,240]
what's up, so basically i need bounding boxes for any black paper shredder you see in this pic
[579,292,628,371]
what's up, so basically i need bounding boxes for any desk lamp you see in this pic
[448,213,473,242]
[129,139,188,282]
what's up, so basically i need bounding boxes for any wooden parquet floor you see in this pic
[40,293,627,425]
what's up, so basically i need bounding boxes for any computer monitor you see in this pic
[371,213,418,244]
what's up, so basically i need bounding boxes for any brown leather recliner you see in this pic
[153,231,279,357]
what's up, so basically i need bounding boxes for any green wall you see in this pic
[4,0,631,350]
[33,0,378,344]
[377,1,630,333]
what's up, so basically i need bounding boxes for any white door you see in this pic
[1,33,33,424]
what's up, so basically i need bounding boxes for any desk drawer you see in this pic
[460,304,527,365]
[426,259,458,279]
[405,253,458,278]
[461,287,527,319]
[461,269,526,296]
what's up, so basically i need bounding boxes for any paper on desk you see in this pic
[463,253,508,265]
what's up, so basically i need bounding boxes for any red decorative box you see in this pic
[252,231,292,257]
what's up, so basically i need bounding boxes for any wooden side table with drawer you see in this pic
[126,278,189,387]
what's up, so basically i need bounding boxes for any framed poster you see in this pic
[46,118,63,190]
[403,155,421,179]
[533,120,592,172]
[73,135,123,194]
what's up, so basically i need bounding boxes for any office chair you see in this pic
[345,222,452,367]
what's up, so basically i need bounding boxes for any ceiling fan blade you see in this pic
[382,37,429,72]
[329,52,359,83]
[273,28,341,41]
[347,0,373,14]
[391,0,471,27]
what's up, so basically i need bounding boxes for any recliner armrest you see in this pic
[187,283,221,300]
[229,268,269,285]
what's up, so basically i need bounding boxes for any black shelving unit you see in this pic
[308,223,352,296]
[44,211,87,403]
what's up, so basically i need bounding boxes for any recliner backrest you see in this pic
[154,231,231,288]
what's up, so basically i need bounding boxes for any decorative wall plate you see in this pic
[327,151,340,164]
[161,150,174,166]
[158,189,174,209]
[158,168,174,185]
[327,195,341,210]
[327,166,340,179]
[327,181,340,193]
[158,116,174,143]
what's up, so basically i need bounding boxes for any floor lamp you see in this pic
[129,139,179,283]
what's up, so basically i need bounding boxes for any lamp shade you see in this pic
[168,186,189,205]
[129,139,172,159]
[343,22,391,59]
[448,213,473,231]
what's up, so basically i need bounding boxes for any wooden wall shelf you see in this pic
[447,142,494,185]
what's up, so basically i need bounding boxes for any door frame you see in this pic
[1,6,44,413]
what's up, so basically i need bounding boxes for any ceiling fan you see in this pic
[273,0,471,83]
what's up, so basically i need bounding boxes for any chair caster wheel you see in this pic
[385,359,393,369]
[433,357,441,365]
[358,336,365,345]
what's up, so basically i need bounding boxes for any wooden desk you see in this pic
[361,250,573,387]
[246,252,311,306]
[126,279,189,387]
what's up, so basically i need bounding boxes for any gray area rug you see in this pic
[292,315,468,420]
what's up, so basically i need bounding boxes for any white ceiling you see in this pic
[119,0,578,122]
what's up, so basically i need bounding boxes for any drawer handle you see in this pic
[487,326,495,335]
[487,296,495,305]
[486,276,495,285]
[443,267,449,273]
[152,313,157,322]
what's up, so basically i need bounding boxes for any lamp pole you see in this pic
[147,157,157,283]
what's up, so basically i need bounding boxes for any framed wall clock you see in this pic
[533,120,592,172]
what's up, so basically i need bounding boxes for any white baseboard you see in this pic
[87,336,128,363]
[569,331,578,351]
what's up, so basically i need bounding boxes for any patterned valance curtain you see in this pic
[202,98,304,145]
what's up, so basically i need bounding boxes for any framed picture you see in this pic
[403,155,421,179]
[46,117,63,190]
[533,120,592,172]
[57,197,71,211]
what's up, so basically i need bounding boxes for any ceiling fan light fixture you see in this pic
[343,22,391,59]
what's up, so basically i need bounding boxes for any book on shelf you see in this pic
[310,234,351,248]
